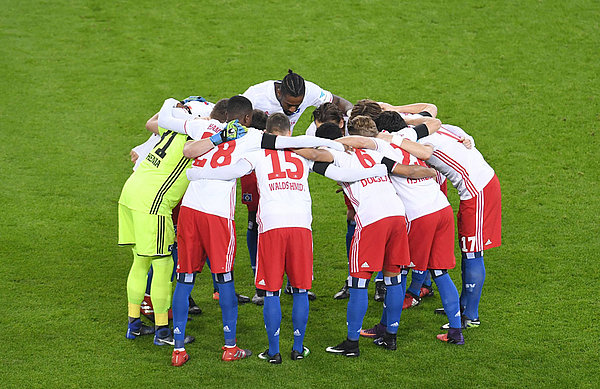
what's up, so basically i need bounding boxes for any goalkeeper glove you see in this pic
[181,96,207,104]
[209,120,248,146]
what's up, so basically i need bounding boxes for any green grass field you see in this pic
[2,0,599,387]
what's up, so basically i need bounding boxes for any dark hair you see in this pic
[266,112,291,134]
[374,111,407,133]
[250,109,268,130]
[347,115,378,137]
[312,102,344,125]
[280,69,305,97]
[315,122,343,140]
[210,98,229,122]
[350,99,382,120]
[226,95,253,121]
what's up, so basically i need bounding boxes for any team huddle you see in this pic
[118,70,502,366]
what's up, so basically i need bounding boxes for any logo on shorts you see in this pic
[409,261,416,267]
[258,279,266,286]
[243,193,252,202]
[361,262,370,268]
[485,239,492,245]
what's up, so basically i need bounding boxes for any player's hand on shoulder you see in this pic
[130,149,139,164]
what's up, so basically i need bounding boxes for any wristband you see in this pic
[210,132,223,146]
[413,124,429,139]
[418,111,432,118]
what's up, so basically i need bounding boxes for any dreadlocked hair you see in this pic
[280,69,305,97]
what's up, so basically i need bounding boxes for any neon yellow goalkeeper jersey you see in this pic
[119,127,193,216]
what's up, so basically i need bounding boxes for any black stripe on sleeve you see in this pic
[381,157,397,173]
[414,124,429,139]
[261,133,277,149]
[312,162,330,176]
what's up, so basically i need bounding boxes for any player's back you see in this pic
[333,148,405,227]
[421,124,494,200]
[182,127,264,219]
[119,129,192,216]
[249,149,312,233]
[378,141,450,221]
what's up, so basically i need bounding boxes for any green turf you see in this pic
[1,0,599,387]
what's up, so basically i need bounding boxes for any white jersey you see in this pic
[419,124,495,200]
[331,148,405,227]
[132,102,214,171]
[375,135,450,221]
[243,149,313,233]
[242,80,333,131]
[182,127,265,219]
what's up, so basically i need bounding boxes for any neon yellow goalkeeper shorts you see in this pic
[118,204,175,256]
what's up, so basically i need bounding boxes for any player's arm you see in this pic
[403,116,441,135]
[264,133,347,153]
[380,157,437,179]
[183,122,248,159]
[332,95,353,114]
[335,135,377,150]
[146,113,159,134]
[186,158,253,181]
[312,161,388,182]
[379,102,438,118]
[293,148,334,162]
[372,136,433,160]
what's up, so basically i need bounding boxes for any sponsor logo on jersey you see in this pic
[294,329,301,336]
[361,262,370,268]
[258,279,266,286]
[223,325,231,332]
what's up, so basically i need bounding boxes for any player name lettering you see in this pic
[407,177,432,184]
[146,153,161,168]
[268,181,305,192]
[360,175,389,187]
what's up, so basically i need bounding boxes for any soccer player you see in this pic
[339,113,465,344]
[157,96,351,367]
[322,116,437,356]
[242,69,352,131]
[119,97,219,345]
[417,123,502,330]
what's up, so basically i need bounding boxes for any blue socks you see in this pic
[206,258,219,292]
[217,280,238,346]
[345,220,356,259]
[292,292,309,352]
[247,228,258,274]
[461,252,485,320]
[263,295,281,356]
[407,270,428,296]
[433,272,461,328]
[347,287,368,341]
[172,280,194,349]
